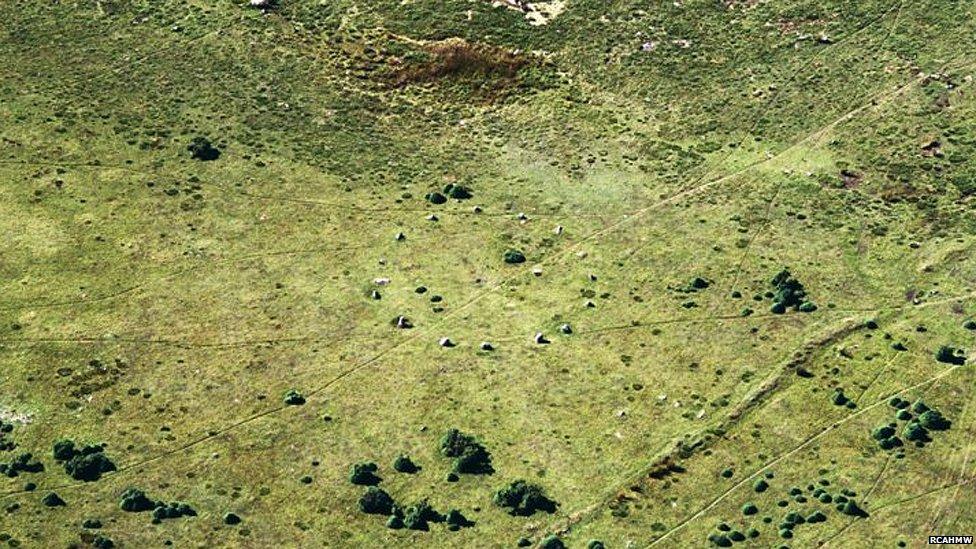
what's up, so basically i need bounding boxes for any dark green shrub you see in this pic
[426,191,447,204]
[720,467,733,478]
[440,429,493,474]
[402,500,442,531]
[42,492,66,507]
[223,512,242,525]
[840,500,868,517]
[742,502,758,515]
[52,439,76,461]
[831,390,849,406]
[283,389,306,405]
[386,515,404,529]
[393,454,419,473]
[912,401,930,414]
[769,268,812,312]
[919,410,951,430]
[151,502,196,521]
[903,422,930,442]
[753,479,769,493]
[935,346,966,365]
[349,462,381,486]
[871,425,895,440]
[444,183,473,200]
[503,250,526,264]
[540,535,565,549]
[747,528,760,539]
[494,480,558,516]
[798,301,817,313]
[187,137,220,161]
[896,410,912,421]
[879,437,902,450]
[92,536,114,549]
[708,533,732,547]
[0,453,44,478]
[120,488,156,512]
[729,531,746,542]
[445,509,473,528]
[587,541,606,549]
[807,511,827,523]
[358,487,394,515]
[64,452,116,482]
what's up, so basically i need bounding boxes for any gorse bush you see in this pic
[769,269,816,313]
[440,429,493,474]
[119,488,157,512]
[358,486,394,515]
[493,480,558,516]
[349,462,381,485]
[52,440,116,481]
[0,453,44,478]
[187,137,220,161]
[402,500,443,531]
[935,345,966,365]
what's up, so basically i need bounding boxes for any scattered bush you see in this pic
[402,500,443,531]
[151,502,196,522]
[871,425,895,440]
[386,515,404,529]
[587,541,606,549]
[444,183,473,200]
[903,422,930,443]
[223,512,242,525]
[493,480,558,516]
[839,500,868,517]
[753,479,769,493]
[119,488,157,512]
[393,455,419,474]
[358,487,394,515]
[283,389,306,405]
[540,535,566,549]
[349,462,381,486]
[0,453,44,478]
[769,269,815,313]
[742,503,758,515]
[445,509,473,530]
[440,429,493,474]
[503,250,527,265]
[52,440,116,481]
[426,191,447,204]
[919,410,951,431]
[935,346,966,365]
[42,492,66,507]
[187,137,220,161]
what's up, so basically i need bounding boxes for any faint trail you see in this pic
[646,362,964,547]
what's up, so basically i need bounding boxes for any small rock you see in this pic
[394,232,406,242]
[439,337,456,348]
[585,300,596,308]
[223,512,242,525]
[517,212,528,221]
[374,278,390,286]
[426,214,438,222]
[472,206,483,213]
[370,290,381,300]
[480,342,494,351]
[553,225,563,235]
[534,332,550,344]
[532,267,543,277]
[559,324,573,335]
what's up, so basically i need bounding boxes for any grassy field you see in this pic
[1,0,976,547]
